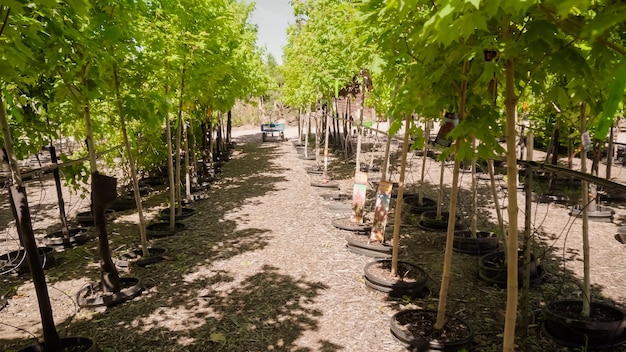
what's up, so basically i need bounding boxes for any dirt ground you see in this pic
[0,124,625,351]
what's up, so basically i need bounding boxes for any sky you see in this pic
[245,0,295,65]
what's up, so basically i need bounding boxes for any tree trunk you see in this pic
[435,143,461,330]
[227,110,232,144]
[488,160,506,247]
[355,90,365,172]
[184,122,191,201]
[165,102,176,231]
[580,102,591,319]
[0,96,63,351]
[502,22,520,352]
[390,114,412,276]
[81,65,120,294]
[113,65,148,257]
[175,70,185,216]
[49,146,69,238]
[418,122,430,206]
[382,133,392,182]
[437,160,445,218]
[323,101,330,180]
[607,123,614,180]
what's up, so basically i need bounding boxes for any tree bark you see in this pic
[391,114,412,276]
[503,21,520,352]
[0,96,63,351]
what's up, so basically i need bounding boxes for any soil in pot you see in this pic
[418,211,462,232]
[76,209,116,227]
[43,228,90,250]
[478,250,543,287]
[363,259,428,298]
[543,300,626,349]
[76,277,143,308]
[108,195,137,211]
[19,336,101,352]
[403,195,438,215]
[453,231,500,255]
[344,233,391,258]
[158,207,196,221]
[390,309,474,351]
[332,217,372,233]
[146,221,186,238]
[115,247,167,268]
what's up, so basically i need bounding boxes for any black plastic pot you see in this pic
[1,247,55,275]
[418,211,461,232]
[158,207,196,221]
[19,336,101,352]
[543,300,626,349]
[403,195,438,215]
[453,231,500,255]
[108,196,137,211]
[305,166,324,175]
[140,176,166,187]
[311,180,339,188]
[43,228,90,249]
[390,309,474,351]
[331,217,371,233]
[363,259,428,298]
[345,234,391,258]
[115,247,167,268]
[76,277,143,308]
[146,222,186,238]
[478,250,543,287]
[76,209,116,227]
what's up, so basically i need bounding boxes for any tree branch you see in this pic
[0,6,10,38]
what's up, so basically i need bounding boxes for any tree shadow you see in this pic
[1,139,343,351]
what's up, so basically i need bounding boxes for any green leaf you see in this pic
[209,332,226,343]
[595,64,626,139]
[466,0,481,10]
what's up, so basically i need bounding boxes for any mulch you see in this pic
[1,128,625,351]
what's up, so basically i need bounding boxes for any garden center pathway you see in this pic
[175,127,405,351]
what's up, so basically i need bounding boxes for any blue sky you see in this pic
[245,0,295,64]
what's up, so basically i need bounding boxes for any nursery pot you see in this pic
[19,336,101,352]
[363,259,428,298]
[543,300,626,349]
[146,221,186,238]
[418,211,462,231]
[478,250,543,287]
[1,247,55,275]
[43,228,90,249]
[108,195,137,211]
[403,195,438,215]
[453,231,500,255]
[390,309,474,351]
[344,233,391,258]
[158,207,196,221]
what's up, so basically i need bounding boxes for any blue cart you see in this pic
[261,123,285,142]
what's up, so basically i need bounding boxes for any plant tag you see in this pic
[370,180,393,242]
[581,131,591,151]
[351,171,368,223]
